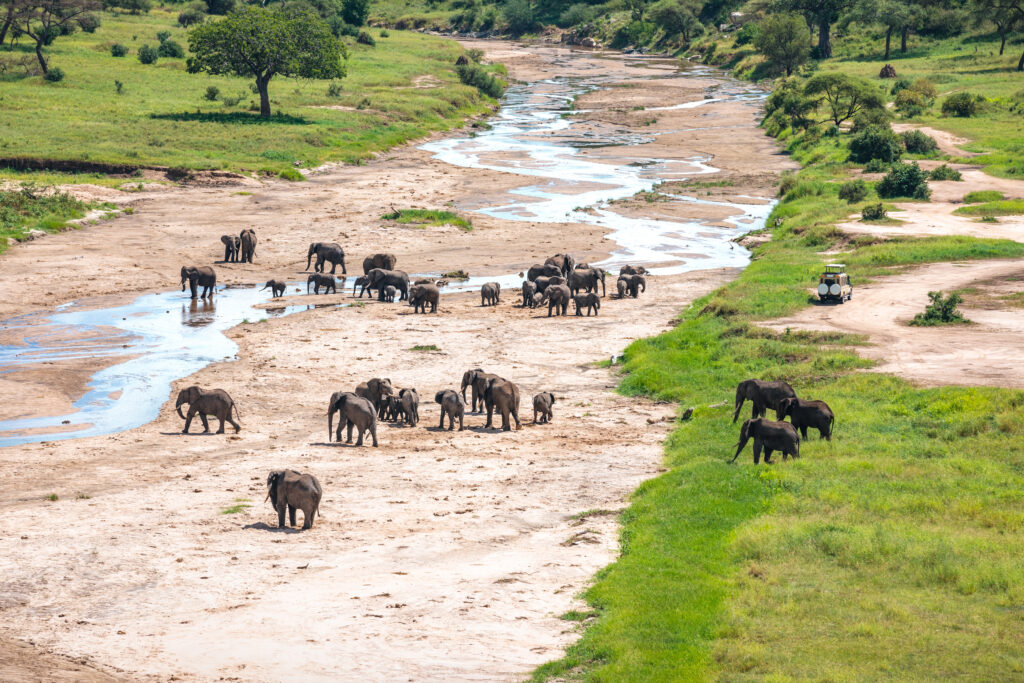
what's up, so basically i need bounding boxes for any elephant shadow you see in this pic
[159,431,226,437]
[243,522,304,534]
[309,441,372,448]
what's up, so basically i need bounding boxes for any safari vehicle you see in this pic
[817,263,852,303]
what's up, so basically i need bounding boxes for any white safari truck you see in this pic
[818,263,852,303]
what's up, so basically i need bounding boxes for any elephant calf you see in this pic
[353,276,372,298]
[778,397,835,440]
[543,284,571,317]
[175,386,240,434]
[400,388,419,427]
[615,277,628,299]
[573,293,600,316]
[730,418,800,465]
[435,389,465,431]
[521,280,537,308]
[307,273,337,295]
[266,470,322,530]
[261,279,286,298]
[220,234,240,263]
[619,264,649,277]
[383,285,398,303]
[533,392,555,424]
[481,282,500,306]
[409,283,439,314]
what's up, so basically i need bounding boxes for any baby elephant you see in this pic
[307,273,337,295]
[400,387,419,427]
[522,280,537,308]
[175,386,241,434]
[352,275,372,298]
[261,279,286,298]
[615,277,628,299]
[266,470,322,530]
[435,389,465,431]
[533,392,555,424]
[383,285,398,303]
[573,293,600,316]
[777,397,835,440]
[481,282,501,306]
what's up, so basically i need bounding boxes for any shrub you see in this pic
[204,85,220,101]
[850,107,891,133]
[328,17,358,37]
[928,164,962,181]
[475,5,498,30]
[908,78,937,101]
[877,162,931,199]
[114,79,124,94]
[942,92,977,117]
[356,30,375,46]
[559,3,594,27]
[44,67,65,82]
[734,22,758,46]
[278,168,305,181]
[379,29,389,37]
[848,126,902,164]
[221,94,240,106]
[205,0,235,15]
[890,78,911,95]
[466,48,485,63]
[78,13,101,32]
[111,43,128,57]
[503,0,536,36]
[178,5,205,27]
[862,202,886,220]
[900,129,938,155]
[341,0,370,26]
[138,44,158,64]
[910,291,967,326]
[456,62,505,99]
[157,39,185,58]
[156,30,171,43]
[326,81,343,97]
[964,190,1004,203]
[895,89,926,116]
[838,179,869,203]
[864,158,889,173]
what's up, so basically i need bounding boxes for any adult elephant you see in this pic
[463,368,499,413]
[435,389,466,431]
[533,275,565,295]
[484,377,521,431]
[265,470,322,530]
[527,263,562,281]
[307,242,346,274]
[239,229,257,263]
[180,266,216,299]
[624,274,646,298]
[307,273,337,295]
[362,253,397,274]
[327,391,378,446]
[545,253,575,278]
[355,377,393,414]
[366,268,410,301]
[778,397,835,441]
[568,268,604,296]
[732,379,797,423]
[220,235,240,263]
[543,283,571,317]
[619,265,649,277]
[461,368,485,412]
[729,418,800,464]
[175,385,240,434]
[400,388,419,427]
[408,283,439,313]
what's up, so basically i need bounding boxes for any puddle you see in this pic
[0,283,324,447]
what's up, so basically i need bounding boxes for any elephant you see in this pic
[484,377,521,431]
[533,392,555,424]
[732,379,797,423]
[545,253,576,278]
[362,252,397,274]
[366,268,410,302]
[569,268,605,297]
[327,391,378,446]
[619,265,649,277]
[307,273,337,295]
[624,274,646,298]
[521,280,537,308]
[352,276,373,298]
[435,389,466,431]
[265,470,322,530]
[730,418,800,464]
[778,397,835,441]
[533,275,565,294]
[239,229,257,263]
[180,266,216,299]
[383,285,397,303]
[481,282,500,306]
[532,292,545,308]
[615,277,628,299]
[306,242,346,274]
[409,283,439,313]
[573,293,600,316]
[382,395,405,422]
[355,377,393,414]
[261,279,286,298]
[527,263,562,281]
[542,284,571,317]
[220,234,240,263]
[175,385,240,434]
[460,368,486,412]
[400,387,419,427]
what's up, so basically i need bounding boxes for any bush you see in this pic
[862,203,886,220]
[466,48,485,63]
[734,22,758,46]
[848,126,902,164]
[900,129,938,155]
[379,29,389,37]
[503,0,536,36]
[839,179,869,203]
[559,3,594,27]
[114,79,124,94]
[221,94,240,106]
[138,44,158,64]
[204,85,219,101]
[908,78,937,101]
[326,81,343,97]
[44,67,65,82]
[890,78,911,95]
[877,161,931,200]
[475,5,498,30]
[864,158,889,173]
[356,30,375,46]
[456,62,505,99]
[328,17,359,38]
[929,164,962,181]
[895,89,926,116]
[650,0,705,41]
[850,107,890,134]
[964,190,1004,203]
[78,13,101,33]
[178,5,205,27]
[205,0,235,15]
[111,43,128,57]
[278,168,305,181]
[341,0,370,26]
[157,39,185,58]
[156,30,171,43]
[942,92,977,117]
[910,291,967,326]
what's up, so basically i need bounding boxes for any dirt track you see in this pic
[0,43,787,680]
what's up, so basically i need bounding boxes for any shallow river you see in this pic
[0,55,771,446]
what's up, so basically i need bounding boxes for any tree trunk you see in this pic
[1018,48,1024,72]
[901,28,908,53]
[817,18,831,59]
[1000,34,1006,56]
[884,27,891,60]
[0,10,13,46]
[35,39,48,74]
[257,76,270,118]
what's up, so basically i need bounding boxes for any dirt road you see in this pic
[0,43,786,680]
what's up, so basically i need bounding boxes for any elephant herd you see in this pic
[729,378,836,465]
[519,256,650,318]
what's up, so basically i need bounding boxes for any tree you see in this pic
[341,0,369,26]
[649,0,704,40]
[972,0,1024,63]
[17,0,100,74]
[771,0,854,58]
[803,72,885,125]
[754,12,810,75]
[846,0,923,58]
[187,6,346,118]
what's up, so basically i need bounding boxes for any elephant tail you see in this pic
[829,413,835,436]
[232,402,242,421]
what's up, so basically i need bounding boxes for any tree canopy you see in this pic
[803,72,885,125]
[754,11,809,75]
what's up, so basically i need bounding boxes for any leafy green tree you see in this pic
[649,0,704,40]
[341,0,369,26]
[846,0,923,58]
[754,12,809,75]
[187,6,346,118]
[972,0,1024,67]
[503,0,536,35]
[803,72,884,125]
[16,0,101,74]
[771,0,854,58]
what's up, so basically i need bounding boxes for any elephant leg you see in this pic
[753,440,762,464]
[765,448,775,463]
[301,508,313,530]
[199,412,210,433]
[346,421,354,444]
[182,408,195,434]
[216,416,226,434]
[800,425,808,439]
[458,412,464,431]
[439,411,445,429]
[289,505,297,527]
[330,262,337,274]
[371,424,378,447]
[485,404,493,429]
[335,419,344,443]
[355,425,364,446]
[277,503,286,528]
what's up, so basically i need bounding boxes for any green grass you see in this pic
[410,344,440,351]
[964,190,1006,203]
[382,208,472,230]
[954,199,1024,218]
[221,498,252,514]
[0,183,95,253]
[0,9,499,180]
[46,493,58,501]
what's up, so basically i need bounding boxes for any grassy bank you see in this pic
[0,184,106,252]
[0,8,500,179]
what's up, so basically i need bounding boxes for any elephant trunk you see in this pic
[328,407,335,442]
[306,250,314,271]
[732,388,745,423]
[730,435,750,463]
[175,397,187,420]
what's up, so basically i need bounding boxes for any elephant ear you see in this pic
[549,393,555,404]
